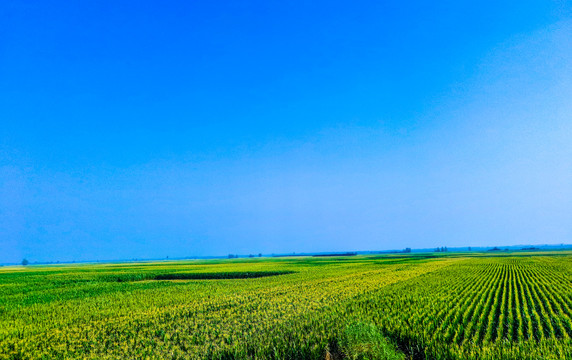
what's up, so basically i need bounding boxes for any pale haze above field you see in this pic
[1,1,571,263]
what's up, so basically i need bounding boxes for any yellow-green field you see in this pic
[1,253,571,359]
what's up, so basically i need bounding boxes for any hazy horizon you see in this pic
[8,243,572,266]
[2,1,571,263]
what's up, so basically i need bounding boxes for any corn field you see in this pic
[0,253,570,359]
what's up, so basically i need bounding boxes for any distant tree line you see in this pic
[229,254,263,259]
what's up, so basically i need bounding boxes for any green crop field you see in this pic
[1,253,571,359]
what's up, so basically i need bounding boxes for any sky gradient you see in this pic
[1,1,571,263]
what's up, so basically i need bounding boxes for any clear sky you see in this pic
[1,1,571,263]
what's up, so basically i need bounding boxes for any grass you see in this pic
[337,322,404,360]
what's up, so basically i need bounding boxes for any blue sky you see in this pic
[1,1,571,263]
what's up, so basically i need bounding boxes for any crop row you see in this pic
[346,256,572,359]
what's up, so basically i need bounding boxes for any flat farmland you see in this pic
[1,253,570,359]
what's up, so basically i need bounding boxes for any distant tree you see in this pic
[468,247,471,251]
[258,253,262,257]
[21,258,29,266]
[435,248,441,253]
[249,254,254,258]
[404,248,411,253]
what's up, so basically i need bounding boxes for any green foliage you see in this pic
[0,252,570,359]
[104,270,295,282]
[339,322,404,360]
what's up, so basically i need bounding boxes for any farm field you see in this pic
[1,253,571,359]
